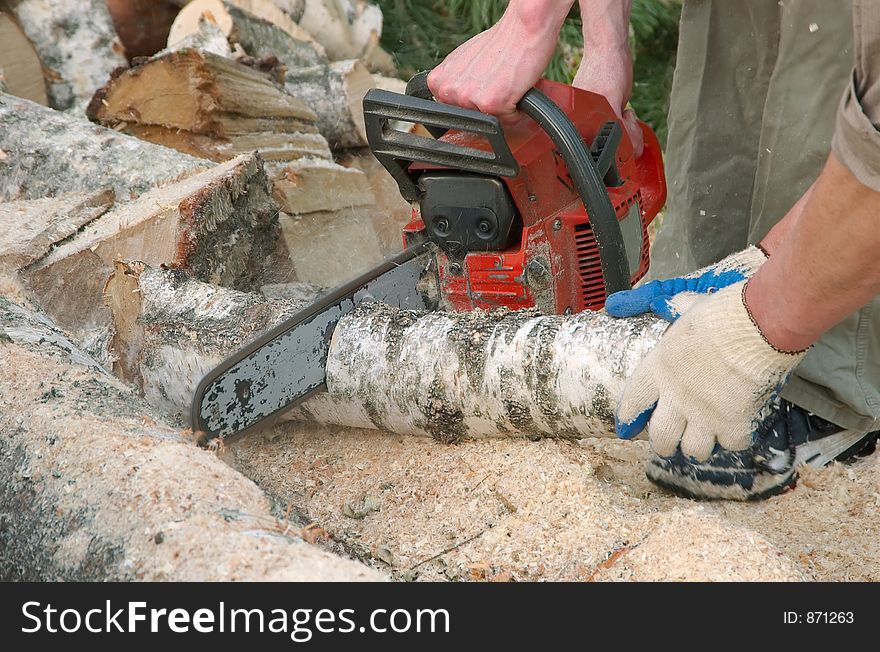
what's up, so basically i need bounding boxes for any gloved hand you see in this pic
[605,245,768,322]
[614,280,805,461]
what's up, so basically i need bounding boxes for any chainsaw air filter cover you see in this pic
[418,171,520,258]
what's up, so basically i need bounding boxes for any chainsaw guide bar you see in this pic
[191,241,439,440]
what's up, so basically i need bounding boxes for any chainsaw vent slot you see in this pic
[573,221,606,310]
[574,191,649,310]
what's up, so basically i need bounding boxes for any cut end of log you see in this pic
[0,11,48,105]
[86,48,330,164]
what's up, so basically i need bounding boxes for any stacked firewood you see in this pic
[1,0,415,365]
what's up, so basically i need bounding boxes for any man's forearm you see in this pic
[746,153,880,352]
[579,0,633,51]
[513,0,575,34]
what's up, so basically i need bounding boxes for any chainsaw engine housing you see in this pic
[371,77,667,314]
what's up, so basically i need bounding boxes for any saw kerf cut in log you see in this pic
[104,264,665,441]
[105,261,308,417]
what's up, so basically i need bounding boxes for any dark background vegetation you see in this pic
[375,0,681,145]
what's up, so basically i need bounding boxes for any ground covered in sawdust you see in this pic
[227,424,880,582]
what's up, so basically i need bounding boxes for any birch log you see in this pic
[0,189,115,271]
[104,264,666,440]
[86,48,330,163]
[0,297,380,581]
[297,0,382,61]
[25,154,283,364]
[0,93,208,201]
[169,0,325,66]
[8,0,128,112]
[305,305,667,441]
[168,0,372,148]
[285,59,372,148]
[104,261,310,417]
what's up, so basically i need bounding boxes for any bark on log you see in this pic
[0,189,115,271]
[87,48,330,163]
[24,154,283,364]
[8,0,127,112]
[285,59,372,149]
[104,264,666,441]
[104,261,309,417]
[0,11,48,104]
[298,0,382,61]
[0,93,208,201]
[309,305,667,441]
[169,0,371,148]
[0,296,380,581]
[169,0,325,66]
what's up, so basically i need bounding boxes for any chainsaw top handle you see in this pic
[362,71,632,295]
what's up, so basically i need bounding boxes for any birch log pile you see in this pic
[23,154,284,362]
[0,10,47,104]
[0,297,380,581]
[86,48,330,163]
[104,263,666,440]
[0,93,208,201]
[170,0,325,66]
[7,0,128,111]
[168,0,373,148]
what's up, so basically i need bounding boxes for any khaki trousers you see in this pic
[651,0,880,431]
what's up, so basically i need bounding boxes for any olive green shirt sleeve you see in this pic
[832,0,880,190]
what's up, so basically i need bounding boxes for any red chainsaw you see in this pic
[191,72,667,440]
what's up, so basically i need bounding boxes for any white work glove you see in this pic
[605,245,768,321]
[614,280,805,461]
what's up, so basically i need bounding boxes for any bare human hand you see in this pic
[427,1,573,125]
[573,45,644,155]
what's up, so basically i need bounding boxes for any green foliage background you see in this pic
[374,0,681,145]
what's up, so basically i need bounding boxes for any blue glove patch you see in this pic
[614,401,657,440]
[605,268,748,321]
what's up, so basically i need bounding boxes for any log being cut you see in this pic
[104,264,666,440]
[304,304,666,441]
[0,93,208,201]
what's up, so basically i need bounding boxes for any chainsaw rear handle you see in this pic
[363,71,631,295]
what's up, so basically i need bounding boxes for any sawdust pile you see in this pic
[227,424,879,582]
